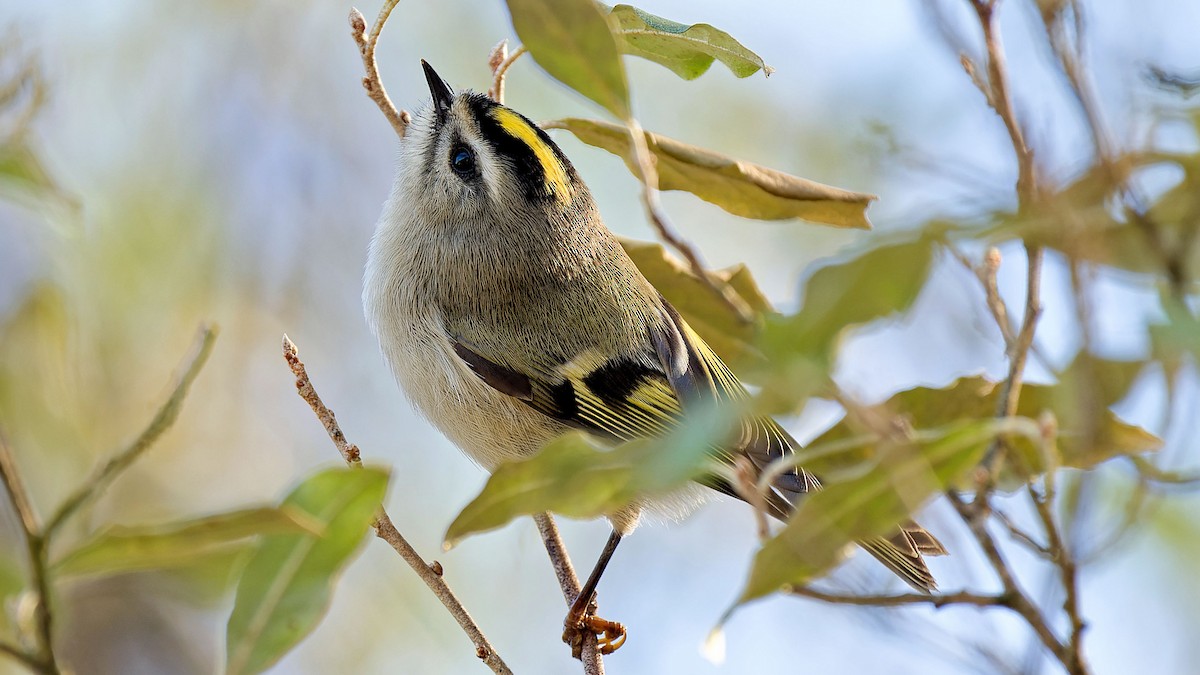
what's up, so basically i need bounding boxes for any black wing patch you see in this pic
[452,341,533,401]
[449,338,677,442]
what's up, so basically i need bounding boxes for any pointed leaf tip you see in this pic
[701,627,727,665]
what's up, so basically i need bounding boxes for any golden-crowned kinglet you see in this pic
[363,61,946,639]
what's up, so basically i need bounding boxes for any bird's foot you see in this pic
[562,596,627,657]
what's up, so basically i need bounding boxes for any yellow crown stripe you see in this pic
[491,107,571,202]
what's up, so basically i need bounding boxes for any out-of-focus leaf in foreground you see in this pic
[754,233,936,410]
[804,363,1161,487]
[982,152,1200,278]
[225,467,388,675]
[0,137,75,215]
[506,0,631,119]
[547,118,875,227]
[0,555,22,635]
[737,420,1011,604]
[604,4,772,80]
[621,238,772,374]
[445,408,732,547]
[54,507,320,578]
[0,46,75,217]
[1150,297,1200,382]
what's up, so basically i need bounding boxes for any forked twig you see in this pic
[488,41,528,104]
[349,3,411,138]
[0,431,58,674]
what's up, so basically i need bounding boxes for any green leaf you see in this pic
[605,4,772,80]
[752,233,936,411]
[445,409,731,547]
[1151,296,1200,381]
[154,545,257,608]
[780,233,934,351]
[506,0,631,119]
[225,467,388,675]
[1042,354,1154,465]
[620,237,771,374]
[738,420,1004,603]
[0,136,77,216]
[549,118,875,227]
[0,554,23,634]
[54,507,319,578]
[980,152,1200,278]
[803,367,1162,487]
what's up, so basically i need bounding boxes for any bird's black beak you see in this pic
[422,60,454,124]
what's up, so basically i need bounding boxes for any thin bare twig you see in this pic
[0,432,57,675]
[488,42,528,104]
[44,325,218,538]
[533,514,605,675]
[0,430,39,543]
[946,492,1070,666]
[792,585,1008,609]
[349,3,411,138]
[947,242,1016,344]
[980,247,1017,348]
[961,0,1045,485]
[282,335,513,675]
[992,508,1050,557]
[970,0,1036,203]
[1026,413,1088,673]
[987,244,1043,456]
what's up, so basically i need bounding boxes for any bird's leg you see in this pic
[562,529,626,657]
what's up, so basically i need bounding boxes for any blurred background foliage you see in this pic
[1,0,1199,674]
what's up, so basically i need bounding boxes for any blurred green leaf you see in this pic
[738,420,1004,603]
[54,506,319,578]
[753,233,935,411]
[225,467,388,675]
[804,367,1161,487]
[604,4,772,80]
[0,137,52,196]
[0,136,77,215]
[1047,354,1150,459]
[621,238,771,374]
[153,545,257,608]
[981,152,1200,278]
[548,118,875,226]
[1149,498,1200,575]
[1150,297,1200,382]
[0,283,82,459]
[446,409,730,547]
[779,233,934,352]
[507,0,631,119]
[0,554,23,634]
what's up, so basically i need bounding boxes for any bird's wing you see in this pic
[451,295,944,591]
[449,295,817,510]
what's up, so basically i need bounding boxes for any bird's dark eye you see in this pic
[450,145,477,177]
